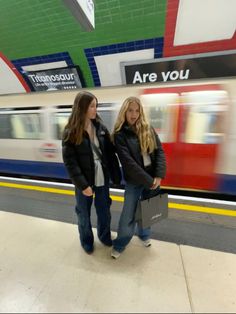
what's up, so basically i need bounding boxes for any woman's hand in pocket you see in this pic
[82,186,93,196]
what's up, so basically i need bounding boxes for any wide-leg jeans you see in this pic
[113,183,151,253]
[75,184,112,251]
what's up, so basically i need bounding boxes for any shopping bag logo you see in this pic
[151,213,162,220]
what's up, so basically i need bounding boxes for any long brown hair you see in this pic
[112,96,157,153]
[64,91,98,144]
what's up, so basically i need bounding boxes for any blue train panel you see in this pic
[219,174,236,195]
[0,159,68,179]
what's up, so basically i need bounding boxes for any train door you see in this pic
[178,89,228,190]
[140,91,179,187]
[44,106,72,179]
[141,85,227,192]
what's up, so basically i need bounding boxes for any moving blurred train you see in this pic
[0,78,236,196]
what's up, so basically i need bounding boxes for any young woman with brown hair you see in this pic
[62,91,121,254]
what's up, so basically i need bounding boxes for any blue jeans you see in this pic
[75,184,112,250]
[113,183,151,253]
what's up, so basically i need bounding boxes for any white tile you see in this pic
[181,245,236,313]
[0,213,77,312]
[29,267,95,313]
[81,240,191,313]
[0,211,191,313]
[3,210,235,313]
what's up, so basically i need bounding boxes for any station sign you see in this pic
[122,51,236,85]
[24,67,82,91]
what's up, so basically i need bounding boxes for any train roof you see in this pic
[0,77,234,110]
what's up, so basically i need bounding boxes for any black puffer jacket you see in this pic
[62,120,121,191]
[114,123,166,189]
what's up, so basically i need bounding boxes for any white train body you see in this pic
[0,78,236,195]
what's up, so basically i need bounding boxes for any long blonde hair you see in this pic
[64,91,98,144]
[113,97,157,153]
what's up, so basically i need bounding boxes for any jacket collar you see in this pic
[122,122,136,135]
[91,118,104,134]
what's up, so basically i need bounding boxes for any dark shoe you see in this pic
[82,244,94,254]
[100,239,113,247]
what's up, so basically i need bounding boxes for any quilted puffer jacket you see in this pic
[62,119,121,190]
[114,123,166,189]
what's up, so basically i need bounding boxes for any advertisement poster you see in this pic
[122,52,236,85]
[24,67,82,91]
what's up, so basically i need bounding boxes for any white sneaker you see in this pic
[111,248,121,259]
[142,239,151,247]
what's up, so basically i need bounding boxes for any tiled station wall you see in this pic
[0,0,166,87]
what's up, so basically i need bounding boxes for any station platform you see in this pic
[0,210,236,313]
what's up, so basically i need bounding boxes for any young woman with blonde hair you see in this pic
[111,96,166,259]
[62,91,121,254]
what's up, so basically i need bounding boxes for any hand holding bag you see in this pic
[135,189,168,229]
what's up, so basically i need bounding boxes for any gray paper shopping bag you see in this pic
[135,192,168,229]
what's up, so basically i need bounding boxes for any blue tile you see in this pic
[94,51,102,56]
[154,37,164,44]
[107,49,116,54]
[125,42,135,48]
[144,43,154,49]
[100,47,109,54]
[154,51,163,58]
[87,56,95,62]
[93,76,100,82]
[134,44,145,49]
[117,47,126,53]
[90,66,98,71]
[117,43,126,48]
[85,48,93,54]
[94,80,101,87]
[145,39,154,44]
[135,40,145,46]
[155,43,163,49]
[85,50,93,57]
[126,47,135,52]
[92,47,101,53]
[109,44,117,50]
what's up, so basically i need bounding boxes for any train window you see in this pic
[97,104,119,133]
[53,105,118,139]
[0,114,12,138]
[54,112,70,140]
[11,113,42,139]
[140,93,179,142]
[182,90,228,144]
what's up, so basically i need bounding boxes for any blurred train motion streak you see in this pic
[0,78,236,196]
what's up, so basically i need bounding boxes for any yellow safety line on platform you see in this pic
[168,202,236,217]
[0,182,75,195]
[1,181,236,217]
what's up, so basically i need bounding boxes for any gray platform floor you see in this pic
[1,180,236,254]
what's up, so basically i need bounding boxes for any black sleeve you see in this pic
[114,133,154,189]
[153,132,166,179]
[104,128,121,185]
[62,140,89,191]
